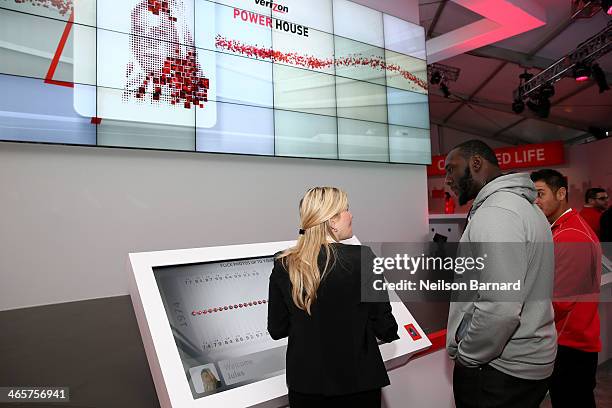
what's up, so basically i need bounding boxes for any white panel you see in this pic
[336,77,387,123]
[277,0,334,33]
[389,125,431,164]
[338,118,389,162]
[332,0,384,48]
[273,64,337,116]
[215,53,273,107]
[383,14,426,60]
[275,110,338,159]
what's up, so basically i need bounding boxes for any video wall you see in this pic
[0,0,431,164]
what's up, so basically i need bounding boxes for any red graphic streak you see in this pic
[14,0,72,16]
[192,300,267,316]
[44,9,74,88]
[215,35,429,91]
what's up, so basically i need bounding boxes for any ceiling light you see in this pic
[440,82,451,98]
[573,62,591,82]
[591,63,610,93]
[512,99,525,114]
[526,94,551,118]
[540,83,555,98]
[430,71,442,85]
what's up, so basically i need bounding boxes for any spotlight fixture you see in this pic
[519,70,534,82]
[540,83,555,98]
[430,71,442,85]
[602,0,612,15]
[440,82,451,98]
[512,99,525,114]
[526,93,551,118]
[592,63,610,93]
[573,62,591,82]
[589,126,610,139]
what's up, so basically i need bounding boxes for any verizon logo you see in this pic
[254,0,288,13]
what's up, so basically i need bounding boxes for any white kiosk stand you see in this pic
[128,239,431,408]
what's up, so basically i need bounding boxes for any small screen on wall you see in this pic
[0,0,431,164]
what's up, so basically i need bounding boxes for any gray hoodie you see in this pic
[446,173,557,380]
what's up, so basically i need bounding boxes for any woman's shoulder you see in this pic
[271,252,289,279]
[334,243,375,258]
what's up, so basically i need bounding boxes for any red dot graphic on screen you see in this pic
[12,0,72,16]
[123,0,209,110]
[214,35,428,91]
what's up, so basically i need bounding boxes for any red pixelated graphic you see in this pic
[191,300,267,317]
[13,0,73,16]
[215,35,428,92]
[124,0,209,110]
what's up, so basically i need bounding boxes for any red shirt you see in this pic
[580,206,603,238]
[551,209,601,352]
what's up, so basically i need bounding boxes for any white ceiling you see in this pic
[421,0,612,145]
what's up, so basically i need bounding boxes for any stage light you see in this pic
[540,83,555,98]
[526,94,551,118]
[512,99,525,114]
[519,70,534,82]
[573,62,591,82]
[602,0,612,15]
[440,82,451,98]
[592,63,610,93]
[430,71,442,85]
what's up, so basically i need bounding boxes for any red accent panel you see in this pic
[45,10,74,88]
[427,141,565,176]
[412,329,447,360]
[431,188,445,199]
[90,117,102,125]
[404,323,422,341]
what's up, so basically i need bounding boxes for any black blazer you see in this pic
[267,243,399,396]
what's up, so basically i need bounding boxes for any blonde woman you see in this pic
[267,187,399,408]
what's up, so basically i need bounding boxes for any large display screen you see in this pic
[154,256,287,400]
[0,0,430,164]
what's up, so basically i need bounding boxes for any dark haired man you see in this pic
[531,169,601,408]
[581,187,609,238]
[445,140,556,408]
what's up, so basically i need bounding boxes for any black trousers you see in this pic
[288,388,381,408]
[549,345,598,408]
[453,363,549,408]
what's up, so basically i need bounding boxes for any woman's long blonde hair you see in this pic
[277,187,349,315]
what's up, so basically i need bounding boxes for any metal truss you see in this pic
[514,21,612,100]
[427,63,461,83]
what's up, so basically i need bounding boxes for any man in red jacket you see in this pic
[531,169,601,408]
[580,187,608,238]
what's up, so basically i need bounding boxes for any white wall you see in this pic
[0,142,429,310]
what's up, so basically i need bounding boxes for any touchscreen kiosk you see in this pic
[128,240,431,408]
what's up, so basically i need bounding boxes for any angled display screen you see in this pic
[0,0,430,164]
[154,256,286,400]
[128,240,431,407]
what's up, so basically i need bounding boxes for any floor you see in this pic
[540,359,612,407]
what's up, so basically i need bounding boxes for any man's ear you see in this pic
[557,187,567,202]
[470,155,483,173]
